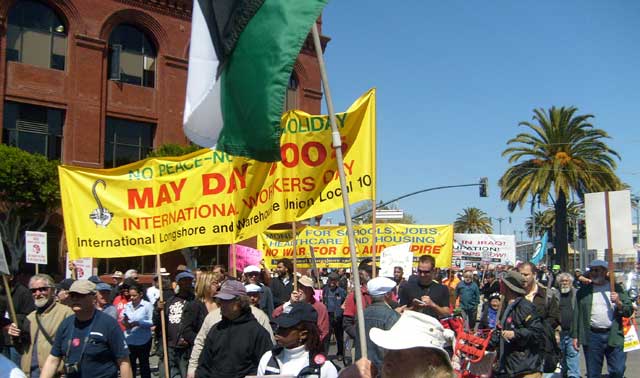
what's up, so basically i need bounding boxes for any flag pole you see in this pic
[2,275,18,325]
[292,222,298,291]
[371,200,377,278]
[311,22,368,358]
[155,254,170,376]
[231,244,237,279]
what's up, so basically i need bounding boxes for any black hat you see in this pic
[488,292,501,301]
[56,278,74,291]
[274,302,317,329]
[501,271,526,295]
[328,272,339,280]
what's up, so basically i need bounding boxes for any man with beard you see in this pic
[195,280,272,378]
[571,260,633,378]
[39,280,132,378]
[269,258,294,308]
[8,274,73,377]
[556,273,579,378]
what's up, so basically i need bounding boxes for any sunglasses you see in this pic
[30,287,52,294]
[417,269,433,275]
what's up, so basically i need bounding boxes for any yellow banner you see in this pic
[257,224,453,269]
[60,90,376,259]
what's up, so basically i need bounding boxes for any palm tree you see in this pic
[525,202,583,238]
[500,106,622,270]
[454,207,493,234]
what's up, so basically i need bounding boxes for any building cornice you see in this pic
[113,0,192,21]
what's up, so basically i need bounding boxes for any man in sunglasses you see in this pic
[399,255,450,319]
[8,274,73,377]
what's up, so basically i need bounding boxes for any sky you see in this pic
[319,0,640,240]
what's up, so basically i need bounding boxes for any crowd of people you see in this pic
[0,257,636,378]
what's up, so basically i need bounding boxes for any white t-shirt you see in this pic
[257,345,338,378]
[0,354,26,378]
[590,283,614,328]
[146,285,160,305]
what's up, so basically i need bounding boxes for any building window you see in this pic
[6,0,67,70]
[284,73,299,112]
[105,117,155,168]
[108,24,157,88]
[2,101,64,160]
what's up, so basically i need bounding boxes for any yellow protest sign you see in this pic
[60,90,376,259]
[258,224,453,269]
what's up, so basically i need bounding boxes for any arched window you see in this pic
[284,73,299,111]
[6,0,67,70]
[108,24,156,88]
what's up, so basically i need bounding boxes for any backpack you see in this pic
[541,288,561,373]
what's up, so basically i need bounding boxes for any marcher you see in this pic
[571,260,633,378]
[322,272,346,359]
[186,280,274,378]
[257,302,338,377]
[478,291,501,329]
[7,274,74,377]
[113,279,131,331]
[109,271,123,302]
[39,280,132,378]
[390,266,405,302]
[157,270,196,378]
[0,274,35,365]
[489,271,545,378]
[343,258,374,347]
[246,284,263,308]
[195,280,273,378]
[147,268,170,306]
[399,255,450,319]
[455,270,480,330]
[243,265,274,319]
[354,277,400,375]
[556,272,580,378]
[55,279,74,307]
[269,258,294,308]
[96,282,118,319]
[123,284,153,378]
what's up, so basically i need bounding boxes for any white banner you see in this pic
[0,232,9,275]
[453,234,516,269]
[379,242,413,279]
[585,190,634,257]
[25,231,47,265]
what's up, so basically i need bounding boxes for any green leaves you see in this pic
[454,207,493,234]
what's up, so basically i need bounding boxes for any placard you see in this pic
[25,231,47,265]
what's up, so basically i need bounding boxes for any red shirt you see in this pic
[343,285,372,317]
[113,295,129,331]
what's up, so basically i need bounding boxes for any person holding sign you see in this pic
[571,260,633,378]
[0,274,34,365]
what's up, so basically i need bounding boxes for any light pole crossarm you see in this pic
[352,183,481,220]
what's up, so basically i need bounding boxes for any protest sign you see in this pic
[25,231,47,265]
[59,90,376,259]
[623,317,640,352]
[65,254,93,279]
[379,243,413,278]
[258,224,453,269]
[0,232,9,275]
[452,233,516,269]
[231,244,263,273]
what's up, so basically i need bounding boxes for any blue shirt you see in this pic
[51,310,129,378]
[122,299,153,345]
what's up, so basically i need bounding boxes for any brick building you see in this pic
[0,0,326,278]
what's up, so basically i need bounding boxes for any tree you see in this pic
[525,202,582,239]
[499,106,622,270]
[0,145,60,272]
[454,207,493,234]
[352,201,416,224]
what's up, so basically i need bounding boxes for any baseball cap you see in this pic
[215,280,246,300]
[370,310,452,368]
[176,271,195,281]
[367,277,396,296]
[589,260,608,269]
[552,264,561,271]
[96,283,112,292]
[245,284,262,294]
[69,280,96,295]
[111,271,123,278]
[243,265,261,274]
[56,278,74,291]
[488,292,501,301]
[501,271,526,295]
[87,275,102,284]
[274,302,318,329]
[328,272,339,280]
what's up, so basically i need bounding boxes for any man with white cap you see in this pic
[245,283,263,308]
[354,277,400,375]
[571,259,633,378]
[243,265,274,319]
[339,310,454,378]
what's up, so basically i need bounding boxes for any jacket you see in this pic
[527,284,560,329]
[570,282,633,347]
[354,301,400,373]
[21,301,74,374]
[489,297,545,376]
[269,276,293,308]
[195,310,273,378]
[455,281,480,310]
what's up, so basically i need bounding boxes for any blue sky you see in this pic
[319,0,640,239]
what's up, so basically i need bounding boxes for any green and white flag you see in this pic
[184,0,328,162]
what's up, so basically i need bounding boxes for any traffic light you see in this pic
[578,220,586,239]
[479,177,488,197]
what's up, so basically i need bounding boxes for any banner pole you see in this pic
[2,275,18,325]
[312,22,368,359]
[231,244,237,279]
[604,192,615,293]
[35,264,39,274]
[310,245,322,289]
[292,222,298,291]
[155,254,170,376]
[371,200,377,278]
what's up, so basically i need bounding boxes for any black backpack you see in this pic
[541,288,561,373]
